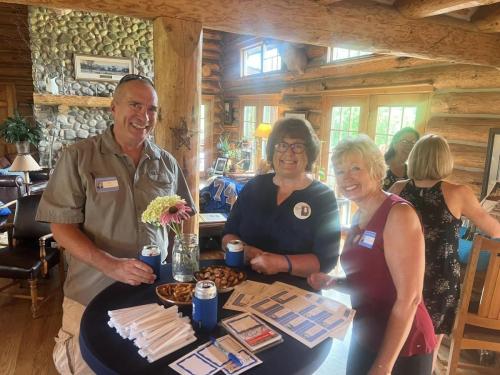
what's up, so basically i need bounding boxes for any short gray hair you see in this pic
[331,135,386,183]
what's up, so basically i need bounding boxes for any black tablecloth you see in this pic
[80,260,333,375]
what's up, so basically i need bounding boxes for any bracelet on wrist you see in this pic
[283,254,292,273]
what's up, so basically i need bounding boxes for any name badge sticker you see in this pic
[359,230,376,249]
[95,177,119,193]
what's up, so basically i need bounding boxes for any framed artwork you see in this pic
[74,54,134,82]
[481,128,500,200]
[284,111,308,120]
[224,101,233,124]
[214,157,228,175]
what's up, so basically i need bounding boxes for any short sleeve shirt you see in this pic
[223,173,341,272]
[36,126,194,305]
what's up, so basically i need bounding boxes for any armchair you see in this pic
[0,194,64,318]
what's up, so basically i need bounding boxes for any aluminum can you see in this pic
[225,240,244,268]
[192,280,218,331]
[139,245,161,278]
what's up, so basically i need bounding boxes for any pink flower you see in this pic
[159,202,192,227]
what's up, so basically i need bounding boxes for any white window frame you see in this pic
[199,95,214,178]
[241,42,282,77]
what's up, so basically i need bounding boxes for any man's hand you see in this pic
[307,272,335,290]
[250,252,286,275]
[244,245,264,263]
[103,258,156,286]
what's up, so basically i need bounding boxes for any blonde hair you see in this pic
[331,134,386,183]
[407,134,453,180]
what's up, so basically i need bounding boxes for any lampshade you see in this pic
[255,123,272,138]
[10,154,41,187]
[10,154,42,173]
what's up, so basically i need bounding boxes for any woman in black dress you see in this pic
[382,127,419,191]
[390,134,500,370]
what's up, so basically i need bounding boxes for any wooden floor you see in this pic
[0,274,61,375]
[0,249,498,375]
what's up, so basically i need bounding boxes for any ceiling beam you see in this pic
[395,0,500,18]
[472,3,500,32]
[3,0,500,68]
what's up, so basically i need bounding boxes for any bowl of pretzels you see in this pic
[194,266,246,293]
[155,282,195,305]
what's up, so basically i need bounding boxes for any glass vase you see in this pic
[172,233,199,282]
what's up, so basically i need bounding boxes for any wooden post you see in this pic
[153,17,202,234]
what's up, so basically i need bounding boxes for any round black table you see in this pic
[80,260,333,375]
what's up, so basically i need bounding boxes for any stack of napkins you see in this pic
[108,303,197,363]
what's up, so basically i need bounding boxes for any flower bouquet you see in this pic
[142,195,199,281]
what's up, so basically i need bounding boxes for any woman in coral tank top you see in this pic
[308,135,436,375]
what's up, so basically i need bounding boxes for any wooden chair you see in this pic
[447,235,500,375]
[0,194,64,318]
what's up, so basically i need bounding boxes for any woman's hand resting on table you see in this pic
[307,272,336,290]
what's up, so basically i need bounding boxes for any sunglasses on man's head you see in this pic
[117,74,154,87]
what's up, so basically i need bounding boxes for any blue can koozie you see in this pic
[192,280,218,331]
[225,240,244,268]
[139,245,161,279]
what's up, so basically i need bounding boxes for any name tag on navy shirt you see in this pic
[359,230,376,249]
[95,177,119,192]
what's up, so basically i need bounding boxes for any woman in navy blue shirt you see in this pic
[222,118,340,277]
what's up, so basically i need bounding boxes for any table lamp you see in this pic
[254,123,273,170]
[255,123,272,139]
[10,153,42,189]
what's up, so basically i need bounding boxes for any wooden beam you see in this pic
[472,3,500,32]
[431,92,500,115]
[153,16,201,234]
[33,93,112,107]
[4,0,500,68]
[396,0,500,18]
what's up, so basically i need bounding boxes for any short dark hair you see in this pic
[384,127,420,163]
[117,74,154,88]
[266,118,320,171]
[113,74,155,101]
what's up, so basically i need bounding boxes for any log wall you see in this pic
[202,29,224,159]
[222,34,500,195]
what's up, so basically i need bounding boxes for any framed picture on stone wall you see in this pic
[74,54,134,82]
[481,128,500,200]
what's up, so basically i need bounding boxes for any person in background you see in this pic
[382,127,419,191]
[389,134,500,370]
[36,74,194,374]
[222,118,340,277]
[308,135,436,375]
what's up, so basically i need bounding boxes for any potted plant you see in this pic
[0,111,42,153]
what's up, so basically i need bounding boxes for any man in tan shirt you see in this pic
[36,75,194,374]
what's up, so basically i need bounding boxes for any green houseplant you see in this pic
[0,111,42,152]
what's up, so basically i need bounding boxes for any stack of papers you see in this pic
[224,281,355,348]
[170,335,261,375]
[108,303,196,363]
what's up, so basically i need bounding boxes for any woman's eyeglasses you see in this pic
[399,139,416,146]
[117,74,154,87]
[274,142,306,154]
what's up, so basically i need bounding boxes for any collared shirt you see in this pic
[36,126,194,305]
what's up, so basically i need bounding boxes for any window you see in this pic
[327,47,372,63]
[199,96,214,176]
[241,96,280,171]
[322,93,428,188]
[374,106,417,154]
[327,106,361,185]
[241,43,282,77]
[199,104,206,172]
